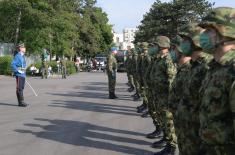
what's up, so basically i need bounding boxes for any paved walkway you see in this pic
[0,73,159,155]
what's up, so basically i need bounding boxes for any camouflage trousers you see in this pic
[127,71,134,88]
[42,61,48,79]
[61,66,66,79]
[155,97,177,146]
[133,73,141,95]
[145,88,160,128]
[107,72,116,93]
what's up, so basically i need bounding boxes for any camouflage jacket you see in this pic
[168,60,191,115]
[199,49,235,145]
[141,53,151,82]
[130,52,138,75]
[125,52,133,72]
[180,56,211,123]
[149,53,177,108]
[144,57,155,89]
[107,54,117,73]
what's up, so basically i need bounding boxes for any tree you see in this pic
[0,0,113,58]
[135,0,214,42]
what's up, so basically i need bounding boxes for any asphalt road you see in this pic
[0,72,160,155]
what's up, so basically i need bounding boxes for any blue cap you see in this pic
[111,47,117,53]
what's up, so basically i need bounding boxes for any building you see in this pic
[112,28,138,50]
[123,28,138,43]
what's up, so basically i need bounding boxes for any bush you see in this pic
[26,60,76,76]
[66,61,76,75]
[0,56,13,75]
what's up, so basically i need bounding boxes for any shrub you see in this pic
[0,56,13,75]
[66,61,76,75]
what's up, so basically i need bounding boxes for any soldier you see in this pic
[60,57,67,79]
[149,36,177,155]
[126,47,135,92]
[41,49,49,79]
[144,41,162,138]
[132,43,142,101]
[197,7,235,154]
[107,47,118,99]
[11,43,28,107]
[136,42,149,113]
[178,23,212,155]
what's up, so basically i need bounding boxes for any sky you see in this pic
[96,0,235,33]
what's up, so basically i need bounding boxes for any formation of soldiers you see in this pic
[125,7,235,155]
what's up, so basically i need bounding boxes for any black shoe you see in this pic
[153,144,176,155]
[152,138,167,148]
[18,102,28,107]
[141,110,149,118]
[137,103,144,110]
[128,87,134,92]
[131,93,137,97]
[109,92,115,99]
[137,104,147,113]
[146,129,161,139]
[133,94,141,101]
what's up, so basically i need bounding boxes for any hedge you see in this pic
[26,60,76,76]
[0,56,13,75]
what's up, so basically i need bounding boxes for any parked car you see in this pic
[115,50,127,72]
[94,54,107,71]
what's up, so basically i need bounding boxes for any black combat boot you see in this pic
[146,128,161,139]
[152,137,167,148]
[128,86,134,92]
[141,110,149,117]
[133,93,141,101]
[137,102,147,113]
[153,143,176,155]
[109,92,115,99]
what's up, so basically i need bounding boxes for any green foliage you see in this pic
[135,0,214,42]
[66,61,76,75]
[26,60,76,76]
[0,56,13,75]
[0,0,113,58]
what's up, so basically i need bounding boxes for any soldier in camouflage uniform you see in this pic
[168,23,207,155]
[144,41,162,138]
[197,7,235,154]
[41,49,49,79]
[107,47,118,99]
[136,42,149,113]
[131,45,140,100]
[149,36,177,155]
[60,57,67,79]
[132,43,142,101]
[126,48,135,92]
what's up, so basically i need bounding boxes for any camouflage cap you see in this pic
[141,42,149,50]
[199,7,235,40]
[156,36,170,48]
[179,23,203,50]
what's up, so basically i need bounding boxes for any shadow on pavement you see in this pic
[49,100,140,117]
[0,102,18,107]
[15,118,153,155]
[48,91,132,101]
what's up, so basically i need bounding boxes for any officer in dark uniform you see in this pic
[11,43,28,107]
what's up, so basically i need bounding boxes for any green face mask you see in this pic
[179,40,193,56]
[148,47,158,56]
[170,49,178,63]
[199,33,215,54]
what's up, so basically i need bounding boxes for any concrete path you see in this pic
[0,72,160,155]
